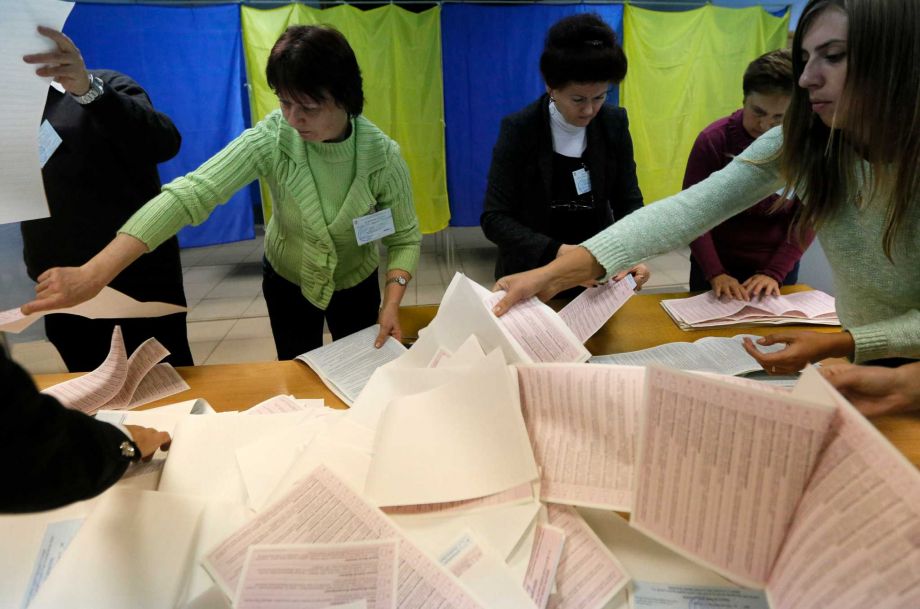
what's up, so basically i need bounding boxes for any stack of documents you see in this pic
[40,326,189,414]
[660,290,839,330]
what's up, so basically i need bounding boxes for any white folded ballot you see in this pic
[660,289,839,330]
[396,273,591,368]
[590,333,786,376]
[296,324,407,406]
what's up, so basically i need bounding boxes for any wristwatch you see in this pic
[72,73,104,105]
[119,439,142,462]
[385,276,408,287]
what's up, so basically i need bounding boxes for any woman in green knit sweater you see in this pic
[24,25,421,358]
[492,0,920,384]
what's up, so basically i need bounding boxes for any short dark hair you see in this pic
[539,14,627,89]
[742,48,793,98]
[266,25,364,117]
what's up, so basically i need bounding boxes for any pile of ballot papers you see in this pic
[660,289,840,330]
[4,274,918,609]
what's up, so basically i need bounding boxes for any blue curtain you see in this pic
[441,4,624,227]
[63,3,255,247]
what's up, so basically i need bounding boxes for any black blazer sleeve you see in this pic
[0,352,130,514]
[83,70,181,164]
[481,114,562,274]
[608,109,643,219]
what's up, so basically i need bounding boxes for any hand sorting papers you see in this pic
[0,286,187,334]
[661,289,839,330]
[40,326,189,414]
[397,273,591,367]
[297,325,407,406]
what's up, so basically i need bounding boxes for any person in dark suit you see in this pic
[21,27,192,372]
[0,349,171,513]
[481,13,649,290]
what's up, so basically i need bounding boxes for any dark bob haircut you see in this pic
[540,14,627,90]
[266,25,364,117]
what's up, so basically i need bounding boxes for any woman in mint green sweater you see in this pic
[492,0,920,377]
[24,25,421,358]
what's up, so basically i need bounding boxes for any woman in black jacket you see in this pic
[481,13,649,289]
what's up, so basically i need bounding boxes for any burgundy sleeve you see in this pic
[684,131,728,280]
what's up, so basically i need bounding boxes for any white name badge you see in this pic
[38,120,62,169]
[572,167,592,196]
[353,207,395,245]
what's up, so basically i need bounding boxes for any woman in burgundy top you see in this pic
[684,49,815,300]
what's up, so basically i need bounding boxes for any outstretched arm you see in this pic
[21,233,148,314]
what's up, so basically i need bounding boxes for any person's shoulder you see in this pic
[696,111,737,147]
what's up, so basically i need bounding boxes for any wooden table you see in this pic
[34,288,919,466]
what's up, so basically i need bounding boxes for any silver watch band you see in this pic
[72,73,104,105]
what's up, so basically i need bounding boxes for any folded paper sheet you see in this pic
[399,274,588,367]
[631,366,836,589]
[27,488,204,609]
[350,347,506,432]
[437,530,536,609]
[590,334,786,376]
[297,325,407,405]
[204,465,486,608]
[0,286,187,333]
[558,274,636,342]
[660,290,838,330]
[363,359,538,507]
[544,505,630,609]
[517,364,645,511]
[762,371,920,609]
[40,326,188,414]
[159,412,312,504]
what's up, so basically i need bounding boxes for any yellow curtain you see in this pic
[622,5,789,204]
[241,4,449,233]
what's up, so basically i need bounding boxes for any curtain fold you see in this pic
[621,4,789,204]
[241,4,449,234]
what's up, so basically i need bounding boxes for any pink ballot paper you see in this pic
[483,290,590,363]
[40,326,187,414]
[557,274,636,343]
[631,365,836,589]
[523,523,566,609]
[559,364,920,609]
[235,541,398,609]
[660,289,838,329]
[545,505,630,609]
[517,364,645,511]
[762,371,920,609]
[204,465,485,609]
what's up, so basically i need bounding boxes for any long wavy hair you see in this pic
[779,0,920,259]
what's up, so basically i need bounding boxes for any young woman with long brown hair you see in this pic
[493,0,920,377]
